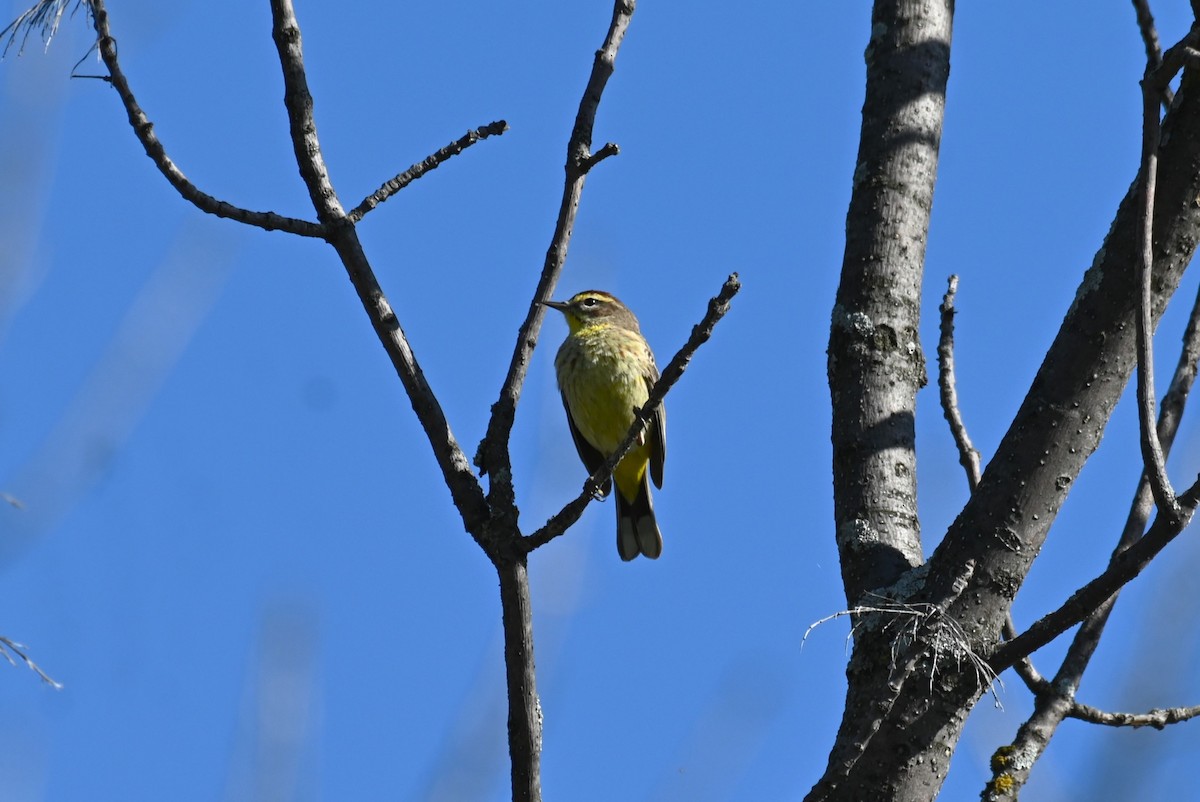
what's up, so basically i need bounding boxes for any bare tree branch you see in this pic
[268,0,344,224]
[474,0,636,523]
[1068,701,1200,730]
[936,277,1073,706]
[1135,52,1184,520]
[825,0,947,615]
[926,20,1200,655]
[524,273,741,551]
[579,141,620,173]
[992,37,1200,787]
[82,1,326,237]
[811,2,955,795]
[1131,0,1174,109]
[19,0,501,554]
[936,275,981,492]
[989,477,1200,673]
[347,120,510,224]
[822,6,1200,791]
[1001,614,1049,695]
[265,0,490,537]
[483,6,638,799]
[496,559,541,802]
[0,635,62,689]
[986,197,1200,801]
[3,4,743,802]
[1132,0,1166,67]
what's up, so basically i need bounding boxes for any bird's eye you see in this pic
[581,297,598,308]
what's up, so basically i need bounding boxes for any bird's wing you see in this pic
[646,367,666,489]
[562,394,612,498]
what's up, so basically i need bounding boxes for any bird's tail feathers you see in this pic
[616,478,662,561]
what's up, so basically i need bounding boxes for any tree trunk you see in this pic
[819,2,1200,800]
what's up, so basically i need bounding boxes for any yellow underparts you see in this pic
[556,322,652,503]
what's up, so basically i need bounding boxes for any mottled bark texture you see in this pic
[820,1,955,792]
[820,2,1200,800]
[828,0,948,608]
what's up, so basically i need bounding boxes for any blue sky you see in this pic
[2,1,1200,800]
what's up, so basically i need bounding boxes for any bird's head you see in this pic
[543,291,640,334]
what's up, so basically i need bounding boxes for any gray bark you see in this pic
[819,2,1200,800]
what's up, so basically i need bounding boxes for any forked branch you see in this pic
[2,5,740,802]
[982,28,1200,796]
[989,37,1200,784]
[1132,0,1174,109]
[990,477,1200,672]
[87,0,326,237]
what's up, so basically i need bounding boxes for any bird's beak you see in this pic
[542,300,569,312]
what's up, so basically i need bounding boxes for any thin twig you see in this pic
[524,273,741,551]
[990,477,1200,672]
[938,278,1059,695]
[1131,0,1174,109]
[1135,64,1181,520]
[347,121,510,224]
[1001,619,1200,732]
[1001,614,1049,692]
[579,141,620,173]
[0,636,62,689]
[473,0,636,517]
[1129,29,1200,521]
[1068,700,1200,730]
[82,0,327,237]
[937,275,982,491]
[1156,283,1200,453]
[1047,281,1200,683]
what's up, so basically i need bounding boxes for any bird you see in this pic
[543,290,666,560]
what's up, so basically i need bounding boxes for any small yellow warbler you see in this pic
[544,291,666,560]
